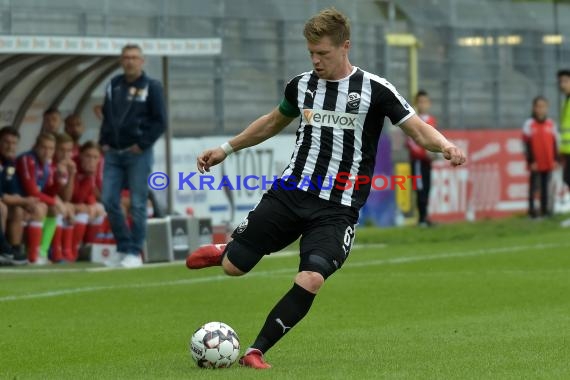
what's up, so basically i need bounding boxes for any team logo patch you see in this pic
[236,218,249,234]
[347,92,361,110]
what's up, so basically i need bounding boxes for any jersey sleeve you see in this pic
[522,119,532,140]
[278,97,300,118]
[278,76,301,118]
[16,156,56,205]
[374,80,415,126]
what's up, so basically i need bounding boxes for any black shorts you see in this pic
[230,180,359,278]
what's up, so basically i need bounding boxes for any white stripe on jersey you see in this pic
[341,74,371,206]
[300,80,327,178]
[319,78,350,200]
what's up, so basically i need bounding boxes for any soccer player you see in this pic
[50,133,77,262]
[64,114,85,159]
[186,8,466,369]
[0,126,44,265]
[40,108,62,135]
[17,132,66,264]
[69,141,104,260]
[406,90,438,226]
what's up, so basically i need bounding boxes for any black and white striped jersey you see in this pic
[278,66,415,209]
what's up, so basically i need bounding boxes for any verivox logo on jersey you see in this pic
[302,109,359,129]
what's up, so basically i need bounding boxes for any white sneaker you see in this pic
[119,254,143,268]
[30,256,49,265]
[103,251,126,268]
[561,218,570,228]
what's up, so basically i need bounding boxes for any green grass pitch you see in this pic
[1,216,569,379]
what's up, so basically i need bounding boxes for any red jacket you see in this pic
[71,170,97,205]
[406,114,437,161]
[16,151,61,205]
[522,117,558,172]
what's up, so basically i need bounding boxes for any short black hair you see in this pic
[43,107,60,116]
[557,69,570,78]
[533,95,548,104]
[415,89,429,103]
[0,125,20,140]
[416,89,429,97]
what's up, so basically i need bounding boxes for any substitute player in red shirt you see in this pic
[16,133,65,263]
[64,114,85,160]
[70,141,105,258]
[522,96,559,218]
[50,133,78,262]
[406,90,438,226]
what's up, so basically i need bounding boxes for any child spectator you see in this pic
[406,90,438,227]
[522,96,559,219]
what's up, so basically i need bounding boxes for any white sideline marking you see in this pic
[0,242,567,303]
[0,243,388,274]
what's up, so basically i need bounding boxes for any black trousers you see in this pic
[528,171,551,217]
[411,159,432,223]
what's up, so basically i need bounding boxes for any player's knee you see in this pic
[9,205,23,221]
[221,255,245,276]
[295,271,325,294]
[223,240,264,275]
[36,202,48,217]
[47,205,58,216]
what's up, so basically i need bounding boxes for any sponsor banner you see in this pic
[153,135,296,227]
[428,130,570,222]
[358,134,397,227]
[0,36,221,56]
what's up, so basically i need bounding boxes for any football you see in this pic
[190,321,241,368]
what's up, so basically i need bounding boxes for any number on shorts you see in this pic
[342,225,355,257]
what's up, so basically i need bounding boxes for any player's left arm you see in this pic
[400,115,466,166]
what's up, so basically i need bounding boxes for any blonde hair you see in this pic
[303,7,350,46]
[34,132,56,147]
[56,132,74,146]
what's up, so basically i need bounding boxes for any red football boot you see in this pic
[238,348,271,369]
[185,244,226,269]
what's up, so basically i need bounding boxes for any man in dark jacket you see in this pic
[99,44,167,268]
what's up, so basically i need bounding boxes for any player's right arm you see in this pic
[400,115,466,167]
[16,155,57,205]
[197,107,296,173]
